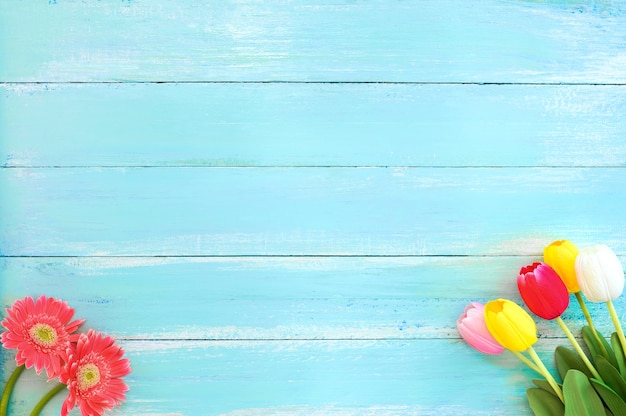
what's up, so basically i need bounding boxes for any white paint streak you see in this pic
[0,83,62,94]
[123,413,183,416]
[218,405,506,416]
[125,324,452,343]
[486,236,550,256]
[70,254,460,272]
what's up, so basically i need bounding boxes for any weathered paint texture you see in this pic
[2,1,626,415]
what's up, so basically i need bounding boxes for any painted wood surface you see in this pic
[1,1,626,83]
[2,256,626,339]
[2,1,626,415]
[2,167,626,257]
[2,83,626,168]
[3,255,625,415]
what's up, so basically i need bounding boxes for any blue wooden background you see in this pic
[2,1,626,415]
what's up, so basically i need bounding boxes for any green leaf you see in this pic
[582,326,618,368]
[595,355,626,401]
[527,387,565,416]
[564,369,606,416]
[590,378,626,415]
[555,345,593,381]
[610,332,626,380]
[533,379,562,397]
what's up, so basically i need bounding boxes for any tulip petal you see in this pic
[518,263,569,320]
[484,299,537,352]
[576,245,625,302]
[456,302,504,355]
[544,240,580,293]
[458,321,504,354]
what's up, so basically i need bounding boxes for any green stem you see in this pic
[528,346,564,403]
[607,300,626,359]
[510,350,542,374]
[0,365,25,416]
[576,292,609,359]
[556,316,603,381]
[29,383,66,416]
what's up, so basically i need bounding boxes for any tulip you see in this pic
[543,240,580,293]
[575,245,624,302]
[576,245,626,360]
[545,240,608,360]
[517,262,569,320]
[456,302,504,355]
[484,299,537,352]
[484,299,563,402]
[518,262,602,380]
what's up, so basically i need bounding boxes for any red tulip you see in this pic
[517,262,569,320]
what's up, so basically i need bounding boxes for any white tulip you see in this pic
[575,245,625,302]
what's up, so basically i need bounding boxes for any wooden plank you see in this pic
[3,83,626,168]
[1,256,623,341]
[1,167,625,256]
[3,2,626,415]
[0,338,560,415]
[2,1,626,83]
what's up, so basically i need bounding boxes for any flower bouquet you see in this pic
[457,241,626,415]
[0,295,131,416]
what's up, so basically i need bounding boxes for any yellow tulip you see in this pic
[543,239,580,293]
[484,299,537,352]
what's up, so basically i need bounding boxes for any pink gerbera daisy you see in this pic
[60,329,131,416]
[1,295,85,379]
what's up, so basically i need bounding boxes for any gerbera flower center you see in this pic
[77,363,101,391]
[28,323,58,347]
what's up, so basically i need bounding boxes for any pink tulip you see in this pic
[457,302,505,354]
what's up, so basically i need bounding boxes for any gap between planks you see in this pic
[3,81,626,86]
[3,166,626,169]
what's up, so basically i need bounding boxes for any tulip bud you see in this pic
[543,240,580,293]
[575,245,625,302]
[484,299,538,352]
[517,262,569,320]
[457,302,504,355]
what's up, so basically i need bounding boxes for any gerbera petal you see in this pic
[33,295,45,315]
[66,318,86,334]
[62,331,130,415]
[101,344,121,360]
[25,355,37,372]
[0,296,84,379]
[57,303,74,324]
[49,356,62,380]
[110,359,131,377]
[61,393,76,416]
[25,296,36,312]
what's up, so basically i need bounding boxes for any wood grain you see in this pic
[2,167,625,257]
[2,83,626,168]
[1,1,626,83]
[1,338,563,416]
[2,1,626,415]
[1,256,624,341]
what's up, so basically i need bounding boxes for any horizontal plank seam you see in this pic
[113,336,570,342]
[3,165,626,169]
[0,254,550,259]
[2,81,626,86]
[121,338,450,341]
